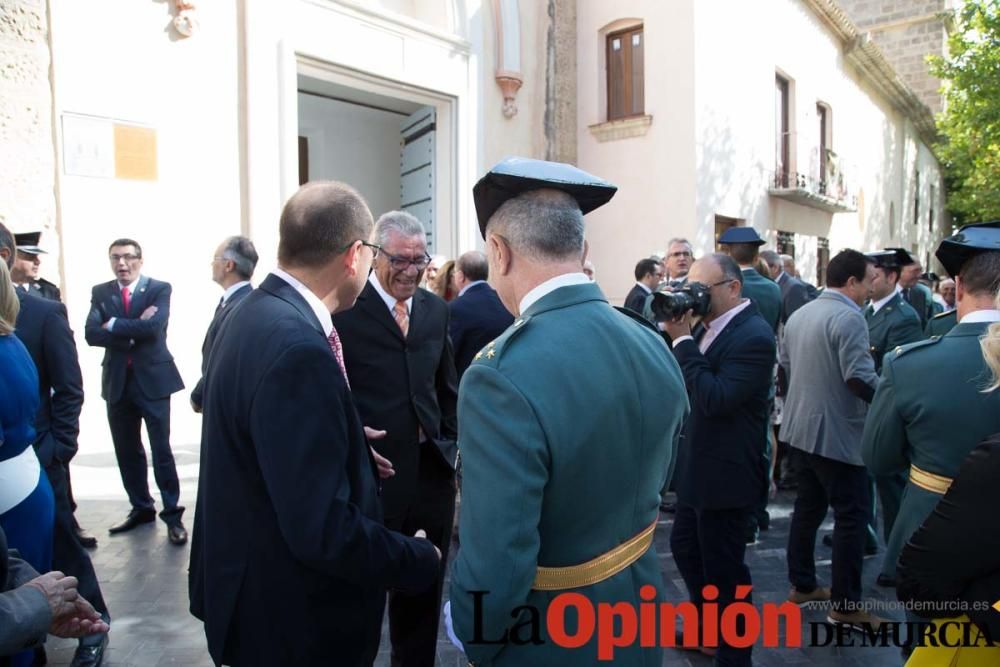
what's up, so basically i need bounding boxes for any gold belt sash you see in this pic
[532,518,658,591]
[909,464,953,495]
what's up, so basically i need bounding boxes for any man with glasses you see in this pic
[332,210,458,667]
[84,239,187,545]
[661,253,776,665]
[665,238,694,287]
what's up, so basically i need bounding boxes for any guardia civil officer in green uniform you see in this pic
[449,158,689,666]
[862,222,1000,589]
[861,249,923,577]
[924,308,957,338]
[11,231,61,301]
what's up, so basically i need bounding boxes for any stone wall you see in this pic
[0,0,56,244]
[840,0,946,113]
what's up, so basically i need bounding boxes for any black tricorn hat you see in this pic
[13,231,46,255]
[472,157,617,238]
[866,248,912,270]
[717,227,766,246]
[935,221,1000,277]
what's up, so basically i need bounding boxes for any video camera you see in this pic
[649,282,712,322]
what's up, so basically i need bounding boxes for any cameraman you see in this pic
[661,253,776,665]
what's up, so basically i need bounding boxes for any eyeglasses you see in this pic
[360,241,381,259]
[709,278,736,288]
[109,254,140,262]
[669,251,693,259]
[383,251,432,271]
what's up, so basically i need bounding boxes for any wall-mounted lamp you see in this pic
[493,0,522,119]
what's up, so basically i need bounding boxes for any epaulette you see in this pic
[471,313,531,367]
[930,310,955,321]
[613,305,659,334]
[889,336,941,360]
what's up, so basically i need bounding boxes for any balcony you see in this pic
[768,149,857,213]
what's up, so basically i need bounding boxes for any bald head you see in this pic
[278,181,374,269]
[487,189,584,262]
[457,250,489,282]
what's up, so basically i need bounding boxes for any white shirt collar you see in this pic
[222,280,251,305]
[871,284,902,314]
[117,274,141,291]
[369,272,413,314]
[700,298,752,353]
[271,268,332,337]
[519,272,591,315]
[458,280,487,298]
[960,309,1000,325]
[636,281,653,294]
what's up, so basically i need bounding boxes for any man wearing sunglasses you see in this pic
[331,210,458,667]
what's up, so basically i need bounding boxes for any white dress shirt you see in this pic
[519,272,591,314]
[272,268,333,337]
[960,309,1000,325]
[458,280,487,298]
[673,298,752,354]
[369,272,413,317]
[221,280,251,305]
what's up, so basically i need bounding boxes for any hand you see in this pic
[139,305,158,320]
[769,479,778,500]
[24,571,79,618]
[190,399,202,414]
[662,311,695,342]
[414,529,441,561]
[101,320,111,331]
[364,427,394,479]
[49,596,109,638]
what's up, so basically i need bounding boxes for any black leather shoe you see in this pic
[70,633,107,667]
[75,525,98,549]
[168,522,188,546]
[876,573,897,588]
[108,510,156,534]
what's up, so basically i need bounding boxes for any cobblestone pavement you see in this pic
[44,452,908,666]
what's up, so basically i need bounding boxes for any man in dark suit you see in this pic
[332,210,458,667]
[448,250,513,379]
[190,235,257,412]
[190,182,439,666]
[624,258,661,312]
[760,249,815,323]
[84,239,187,545]
[894,249,935,329]
[663,254,776,665]
[0,225,109,666]
[10,231,61,302]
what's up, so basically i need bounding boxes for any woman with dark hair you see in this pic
[0,259,55,667]
[896,295,1000,665]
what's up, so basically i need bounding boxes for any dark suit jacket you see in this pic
[897,434,1000,639]
[13,292,83,468]
[84,276,184,403]
[777,272,814,324]
[331,281,459,520]
[190,283,252,410]
[448,282,513,379]
[671,303,776,510]
[624,283,650,313]
[189,274,438,666]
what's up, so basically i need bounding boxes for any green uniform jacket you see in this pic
[450,282,688,666]
[924,310,957,338]
[861,320,1000,577]
[865,293,923,374]
[740,268,781,333]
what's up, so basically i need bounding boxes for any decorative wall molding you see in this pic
[173,1,199,38]
[587,115,652,142]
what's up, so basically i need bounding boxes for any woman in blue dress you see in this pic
[0,259,55,667]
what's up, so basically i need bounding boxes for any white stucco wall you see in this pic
[576,0,697,304]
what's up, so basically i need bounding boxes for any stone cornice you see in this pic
[800,0,940,149]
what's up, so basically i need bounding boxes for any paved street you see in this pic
[44,452,907,666]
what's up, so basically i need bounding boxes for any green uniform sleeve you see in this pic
[450,363,549,664]
[862,358,910,475]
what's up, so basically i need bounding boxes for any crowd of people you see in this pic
[1,155,998,667]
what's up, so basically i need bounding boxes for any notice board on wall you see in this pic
[62,113,157,181]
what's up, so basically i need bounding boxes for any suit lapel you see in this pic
[357,282,405,342]
[128,276,151,315]
[408,289,427,341]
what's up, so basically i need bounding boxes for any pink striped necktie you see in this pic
[327,325,350,389]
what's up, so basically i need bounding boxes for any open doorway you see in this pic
[296,73,445,253]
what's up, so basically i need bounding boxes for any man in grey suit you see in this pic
[760,250,815,323]
[1,526,108,659]
[780,249,883,630]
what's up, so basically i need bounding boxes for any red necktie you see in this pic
[327,326,350,389]
[121,286,131,315]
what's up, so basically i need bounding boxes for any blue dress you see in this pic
[0,333,53,573]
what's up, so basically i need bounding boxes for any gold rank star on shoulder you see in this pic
[474,340,497,362]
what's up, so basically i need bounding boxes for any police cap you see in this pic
[717,227,766,246]
[472,157,617,239]
[935,221,1000,277]
[13,231,46,255]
